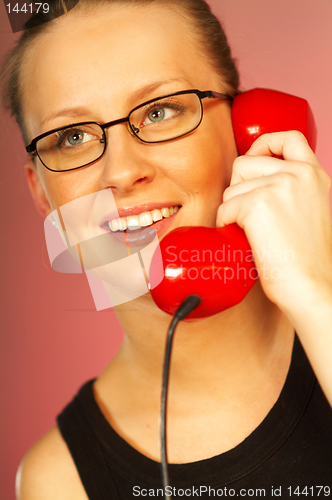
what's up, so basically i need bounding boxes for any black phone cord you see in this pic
[160,295,202,499]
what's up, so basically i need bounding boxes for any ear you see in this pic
[24,159,52,218]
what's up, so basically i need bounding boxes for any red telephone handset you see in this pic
[149,88,316,318]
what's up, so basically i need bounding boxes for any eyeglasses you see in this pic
[26,89,231,172]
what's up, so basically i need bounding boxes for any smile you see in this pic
[106,205,180,232]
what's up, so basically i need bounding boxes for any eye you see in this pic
[54,127,99,149]
[140,101,186,128]
[65,130,85,146]
[146,107,167,123]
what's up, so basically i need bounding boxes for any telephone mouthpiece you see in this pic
[149,224,257,319]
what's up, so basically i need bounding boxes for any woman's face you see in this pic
[22,3,238,295]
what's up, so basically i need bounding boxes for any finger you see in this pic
[246,131,318,165]
[224,174,276,202]
[230,155,284,185]
[217,192,248,228]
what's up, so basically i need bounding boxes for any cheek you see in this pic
[196,113,237,194]
[42,177,73,211]
[39,166,98,210]
[151,120,235,197]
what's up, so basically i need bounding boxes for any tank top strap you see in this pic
[57,381,120,500]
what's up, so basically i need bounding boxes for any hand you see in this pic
[217,131,332,314]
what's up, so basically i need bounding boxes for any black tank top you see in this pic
[57,336,332,499]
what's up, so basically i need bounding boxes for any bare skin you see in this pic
[16,3,332,500]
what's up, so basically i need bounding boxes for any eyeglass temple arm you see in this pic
[199,90,233,101]
[26,143,37,155]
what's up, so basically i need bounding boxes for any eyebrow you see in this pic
[40,78,191,129]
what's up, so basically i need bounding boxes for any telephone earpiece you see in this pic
[232,88,316,155]
[149,88,316,319]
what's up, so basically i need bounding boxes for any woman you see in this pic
[1,0,332,498]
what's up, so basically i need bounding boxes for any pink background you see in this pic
[1,1,331,498]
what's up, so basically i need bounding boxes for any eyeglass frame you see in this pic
[26,89,232,173]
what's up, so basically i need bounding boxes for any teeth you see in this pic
[127,215,141,231]
[119,217,127,230]
[161,207,170,218]
[152,209,163,222]
[107,205,180,232]
[110,219,119,232]
[139,211,153,227]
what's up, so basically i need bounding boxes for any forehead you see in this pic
[22,3,219,138]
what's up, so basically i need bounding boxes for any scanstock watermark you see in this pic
[3,0,79,33]
[165,245,295,282]
[165,246,294,264]
[133,486,331,497]
[133,485,269,497]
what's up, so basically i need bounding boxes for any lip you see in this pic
[100,202,181,226]
[102,206,181,247]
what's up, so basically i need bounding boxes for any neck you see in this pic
[104,282,294,396]
[94,282,295,462]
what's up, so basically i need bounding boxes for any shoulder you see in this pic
[16,426,88,500]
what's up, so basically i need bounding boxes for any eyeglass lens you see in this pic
[36,93,202,171]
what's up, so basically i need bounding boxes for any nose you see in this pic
[98,123,157,194]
